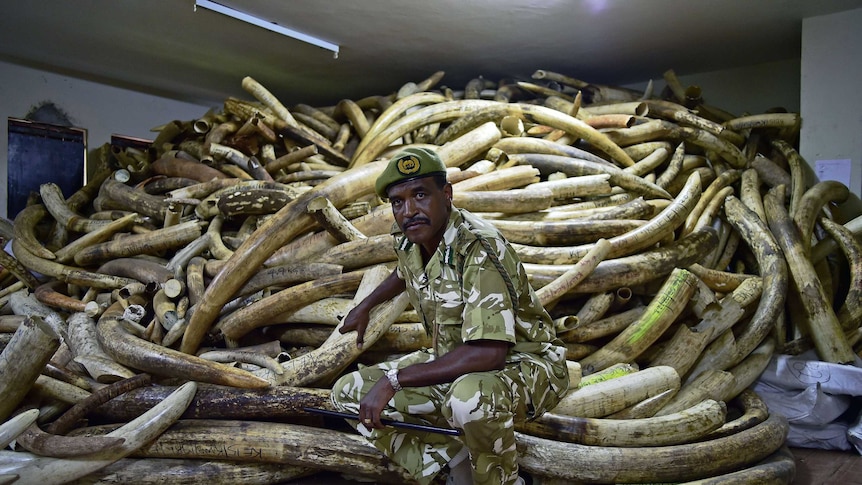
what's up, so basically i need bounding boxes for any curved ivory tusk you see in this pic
[682,169,740,236]
[525,173,614,199]
[307,196,366,243]
[642,100,728,139]
[704,388,769,440]
[99,179,168,221]
[266,204,394,266]
[151,156,229,182]
[64,457,314,485]
[499,196,657,223]
[764,188,855,363]
[513,171,701,265]
[53,212,139,263]
[259,272,410,387]
[198,350,283,375]
[352,92,448,163]
[536,239,612,307]
[655,370,736,417]
[264,144,319,174]
[334,98,371,139]
[166,177,244,200]
[490,218,644,246]
[12,204,56,260]
[560,306,644,344]
[86,384,330,422]
[312,234,395,271]
[39,183,110,233]
[0,241,40,289]
[97,296,269,389]
[723,112,801,132]
[527,228,717,296]
[0,381,197,485]
[493,135,613,166]
[623,144,670,176]
[241,76,297,127]
[819,218,862,329]
[771,139,809,217]
[792,180,850,255]
[516,413,788,484]
[0,409,40,449]
[452,165,540,192]
[509,153,671,200]
[453,187,555,214]
[551,366,680,418]
[520,399,726,447]
[216,271,365,341]
[208,143,273,182]
[294,103,341,139]
[74,220,204,266]
[97,258,174,287]
[11,238,138,290]
[725,338,776,400]
[14,422,125,457]
[33,280,87,314]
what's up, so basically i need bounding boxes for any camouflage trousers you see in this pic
[331,349,557,485]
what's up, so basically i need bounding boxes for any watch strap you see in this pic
[385,368,403,392]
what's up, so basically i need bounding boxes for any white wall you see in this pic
[800,8,862,200]
[624,59,801,117]
[671,59,801,117]
[0,60,217,218]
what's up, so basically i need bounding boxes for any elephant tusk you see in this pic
[97,296,269,389]
[0,315,60,421]
[0,381,197,485]
[0,409,40,450]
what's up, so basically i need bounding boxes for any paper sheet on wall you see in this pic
[814,159,852,187]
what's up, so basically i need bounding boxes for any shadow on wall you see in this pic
[24,101,74,126]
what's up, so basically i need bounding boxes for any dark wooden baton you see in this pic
[303,407,463,436]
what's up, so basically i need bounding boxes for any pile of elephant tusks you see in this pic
[1,68,859,484]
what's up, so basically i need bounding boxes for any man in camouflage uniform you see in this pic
[331,147,569,485]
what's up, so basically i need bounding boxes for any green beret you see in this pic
[375,147,447,198]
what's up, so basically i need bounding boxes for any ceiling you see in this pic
[3,1,862,108]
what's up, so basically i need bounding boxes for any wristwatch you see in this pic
[385,368,403,392]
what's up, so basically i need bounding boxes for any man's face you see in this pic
[387,176,452,253]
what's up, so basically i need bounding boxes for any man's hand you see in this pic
[358,376,397,429]
[338,304,370,348]
[338,270,405,349]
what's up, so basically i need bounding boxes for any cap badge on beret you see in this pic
[375,146,447,198]
[396,154,421,175]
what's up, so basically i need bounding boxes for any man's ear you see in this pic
[444,183,453,202]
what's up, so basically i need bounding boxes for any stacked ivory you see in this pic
[1,69,859,484]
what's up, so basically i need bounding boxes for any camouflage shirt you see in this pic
[392,208,569,399]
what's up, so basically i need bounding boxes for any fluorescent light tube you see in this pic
[194,0,339,57]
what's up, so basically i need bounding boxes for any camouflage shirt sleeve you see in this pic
[459,237,518,345]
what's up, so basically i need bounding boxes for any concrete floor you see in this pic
[791,447,862,484]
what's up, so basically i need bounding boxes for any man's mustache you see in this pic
[404,216,430,226]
